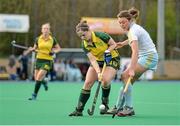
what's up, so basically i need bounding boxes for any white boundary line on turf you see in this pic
[2,124,180,125]
[135,101,180,105]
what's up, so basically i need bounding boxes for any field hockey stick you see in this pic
[112,77,132,118]
[87,63,106,116]
[11,40,55,56]
[11,40,28,50]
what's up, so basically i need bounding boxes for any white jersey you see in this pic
[127,22,157,56]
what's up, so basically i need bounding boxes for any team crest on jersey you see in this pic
[44,65,50,70]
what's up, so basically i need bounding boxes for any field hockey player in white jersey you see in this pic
[108,7,158,117]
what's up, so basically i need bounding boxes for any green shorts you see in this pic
[35,59,53,71]
[97,57,120,70]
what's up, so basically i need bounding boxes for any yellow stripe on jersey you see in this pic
[36,35,54,60]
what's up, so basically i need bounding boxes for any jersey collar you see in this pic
[39,35,52,41]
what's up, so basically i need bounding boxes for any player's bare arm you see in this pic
[107,38,117,52]
[87,52,101,74]
[52,44,61,53]
[116,40,129,49]
[128,40,139,77]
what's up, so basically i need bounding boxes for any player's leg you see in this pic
[123,53,158,110]
[29,60,50,100]
[29,69,47,100]
[28,69,39,100]
[116,86,125,110]
[99,58,119,114]
[41,61,53,91]
[117,53,158,116]
[100,66,117,114]
[34,69,47,96]
[124,65,146,105]
[116,64,146,116]
[69,66,97,116]
[41,72,49,91]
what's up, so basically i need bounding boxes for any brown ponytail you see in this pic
[128,7,139,20]
[117,7,139,21]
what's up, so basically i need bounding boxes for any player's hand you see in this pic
[104,50,112,64]
[128,68,135,77]
[116,42,124,48]
[49,50,55,56]
[28,47,35,52]
[123,67,135,78]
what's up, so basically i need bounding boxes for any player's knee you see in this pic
[101,83,110,88]
[101,79,110,87]
[83,81,94,90]
[121,74,127,82]
[35,76,43,81]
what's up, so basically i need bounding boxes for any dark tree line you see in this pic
[0,0,179,58]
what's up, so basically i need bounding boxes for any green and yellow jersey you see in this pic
[82,31,119,61]
[35,35,57,61]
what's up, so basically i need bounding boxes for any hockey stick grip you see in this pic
[123,77,132,93]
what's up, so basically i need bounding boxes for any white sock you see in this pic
[116,86,124,108]
[124,84,133,107]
